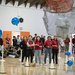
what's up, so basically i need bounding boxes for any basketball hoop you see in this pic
[46,0,74,13]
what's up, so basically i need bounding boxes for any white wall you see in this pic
[47,12,75,36]
[46,0,75,36]
[47,12,58,35]
[0,0,75,37]
[0,0,47,36]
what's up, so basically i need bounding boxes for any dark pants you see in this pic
[26,48,34,63]
[29,49,34,63]
[65,44,69,51]
[21,53,25,62]
[22,55,33,63]
[21,48,34,63]
[24,54,33,63]
[52,48,58,64]
[72,45,75,54]
[21,50,26,62]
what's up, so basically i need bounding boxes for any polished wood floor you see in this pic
[0,53,75,75]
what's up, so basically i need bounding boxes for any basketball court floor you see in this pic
[0,53,75,75]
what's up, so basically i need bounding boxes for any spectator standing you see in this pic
[27,35,34,64]
[6,34,10,49]
[44,36,52,65]
[64,35,70,51]
[72,35,75,54]
[20,37,27,64]
[52,36,59,64]
[34,36,42,65]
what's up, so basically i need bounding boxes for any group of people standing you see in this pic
[1,33,75,65]
[20,34,59,65]
[0,33,59,65]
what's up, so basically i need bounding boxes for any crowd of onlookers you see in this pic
[0,33,75,65]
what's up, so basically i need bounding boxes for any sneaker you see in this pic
[21,62,24,65]
[44,63,47,66]
[39,64,42,66]
[35,63,39,66]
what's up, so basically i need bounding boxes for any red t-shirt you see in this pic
[52,39,58,48]
[35,40,42,50]
[27,41,34,49]
[44,39,52,48]
[64,38,70,44]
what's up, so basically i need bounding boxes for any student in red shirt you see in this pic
[34,36,42,65]
[52,36,59,64]
[64,35,70,51]
[27,35,34,64]
[44,36,52,64]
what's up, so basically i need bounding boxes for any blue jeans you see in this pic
[44,48,52,64]
[34,50,41,64]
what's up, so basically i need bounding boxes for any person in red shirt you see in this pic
[34,36,42,65]
[64,35,70,51]
[52,36,59,64]
[27,35,34,64]
[44,36,52,64]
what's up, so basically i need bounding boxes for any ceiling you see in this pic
[0,0,75,13]
[0,0,46,8]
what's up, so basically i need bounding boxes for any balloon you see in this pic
[0,30,2,37]
[19,17,24,23]
[66,52,71,57]
[67,60,73,66]
[11,17,19,25]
